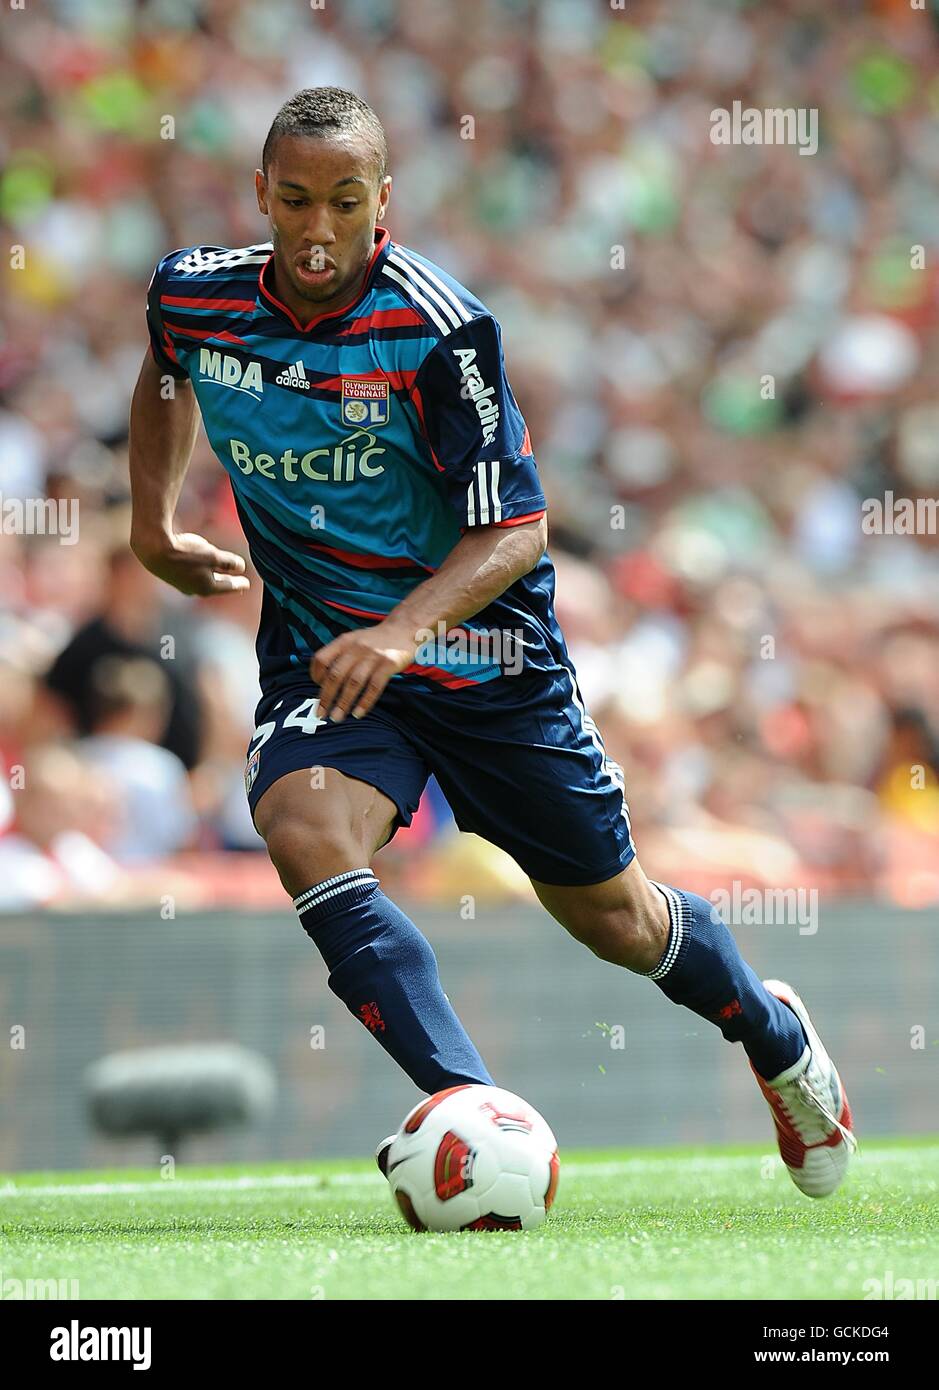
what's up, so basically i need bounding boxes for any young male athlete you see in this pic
[129,88,855,1198]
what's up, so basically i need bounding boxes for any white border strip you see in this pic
[0,1147,924,1200]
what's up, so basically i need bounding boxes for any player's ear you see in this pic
[376,175,391,221]
[255,169,269,215]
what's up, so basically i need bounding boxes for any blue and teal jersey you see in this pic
[145,227,566,696]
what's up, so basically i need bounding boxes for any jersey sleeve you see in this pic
[411,315,546,528]
[145,250,191,381]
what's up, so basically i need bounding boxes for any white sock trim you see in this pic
[293,868,378,915]
[640,881,685,980]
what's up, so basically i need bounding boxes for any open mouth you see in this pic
[294,251,337,287]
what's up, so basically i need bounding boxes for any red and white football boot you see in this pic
[752,979,857,1198]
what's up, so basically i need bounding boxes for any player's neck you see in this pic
[267,251,371,329]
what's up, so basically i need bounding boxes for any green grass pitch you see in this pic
[1,1137,936,1301]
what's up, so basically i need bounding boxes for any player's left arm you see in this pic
[314,517,546,721]
[314,314,547,721]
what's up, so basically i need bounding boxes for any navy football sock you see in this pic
[294,868,494,1094]
[643,883,809,1081]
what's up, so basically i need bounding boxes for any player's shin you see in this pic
[294,868,494,1093]
[642,883,809,1082]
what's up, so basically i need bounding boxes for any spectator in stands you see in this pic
[43,537,204,769]
[82,655,198,863]
[0,744,122,908]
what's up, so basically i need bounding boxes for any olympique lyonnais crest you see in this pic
[341,377,390,428]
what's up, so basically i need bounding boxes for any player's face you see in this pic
[255,135,390,320]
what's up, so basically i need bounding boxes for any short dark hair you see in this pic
[261,87,388,184]
[89,655,170,723]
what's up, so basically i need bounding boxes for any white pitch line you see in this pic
[0,1173,378,1200]
[0,1148,931,1201]
[0,1158,757,1200]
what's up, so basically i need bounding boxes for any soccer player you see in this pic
[129,88,855,1198]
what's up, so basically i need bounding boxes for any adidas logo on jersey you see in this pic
[275,360,311,391]
[198,348,264,400]
[453,347,500,447]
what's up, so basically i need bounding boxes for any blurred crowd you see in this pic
[1,0,938,909]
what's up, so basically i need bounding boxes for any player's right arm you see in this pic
[128,255,249,597]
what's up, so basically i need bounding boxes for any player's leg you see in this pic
[256,762,394,898]
[530,860,809,1084]
[532,864,855,1196]
[408,667,854,1195]
[249,695,493,1095]
[529,856,669,972]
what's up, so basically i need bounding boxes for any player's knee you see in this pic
[579,908,638,965]
[578,902,666,972]
[261,818,363,898]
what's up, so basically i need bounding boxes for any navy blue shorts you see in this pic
[244,668,634,887]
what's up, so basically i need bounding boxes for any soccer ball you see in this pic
[385,1084,560,1232]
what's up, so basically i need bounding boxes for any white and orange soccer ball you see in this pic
[385,1084,560,1232]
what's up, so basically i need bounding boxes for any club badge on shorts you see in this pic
[341,377,389,428]
[245,747,261,795]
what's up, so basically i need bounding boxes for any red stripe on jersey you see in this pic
[163,321,248,345]
[491,509,546,527]
[339,306,426,336]
[161,331,180,365]
[521,424,532,455]
[258,227,391,333]
[306,539,435,574]
[383,369,418,392]
[162,294,257,312]
[410,385,443,471]
[316,596,388,620]
[309,371,417,396]
[400,662,479,690]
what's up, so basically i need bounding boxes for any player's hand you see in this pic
[312,622,418,722]
[131,531,250,597]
